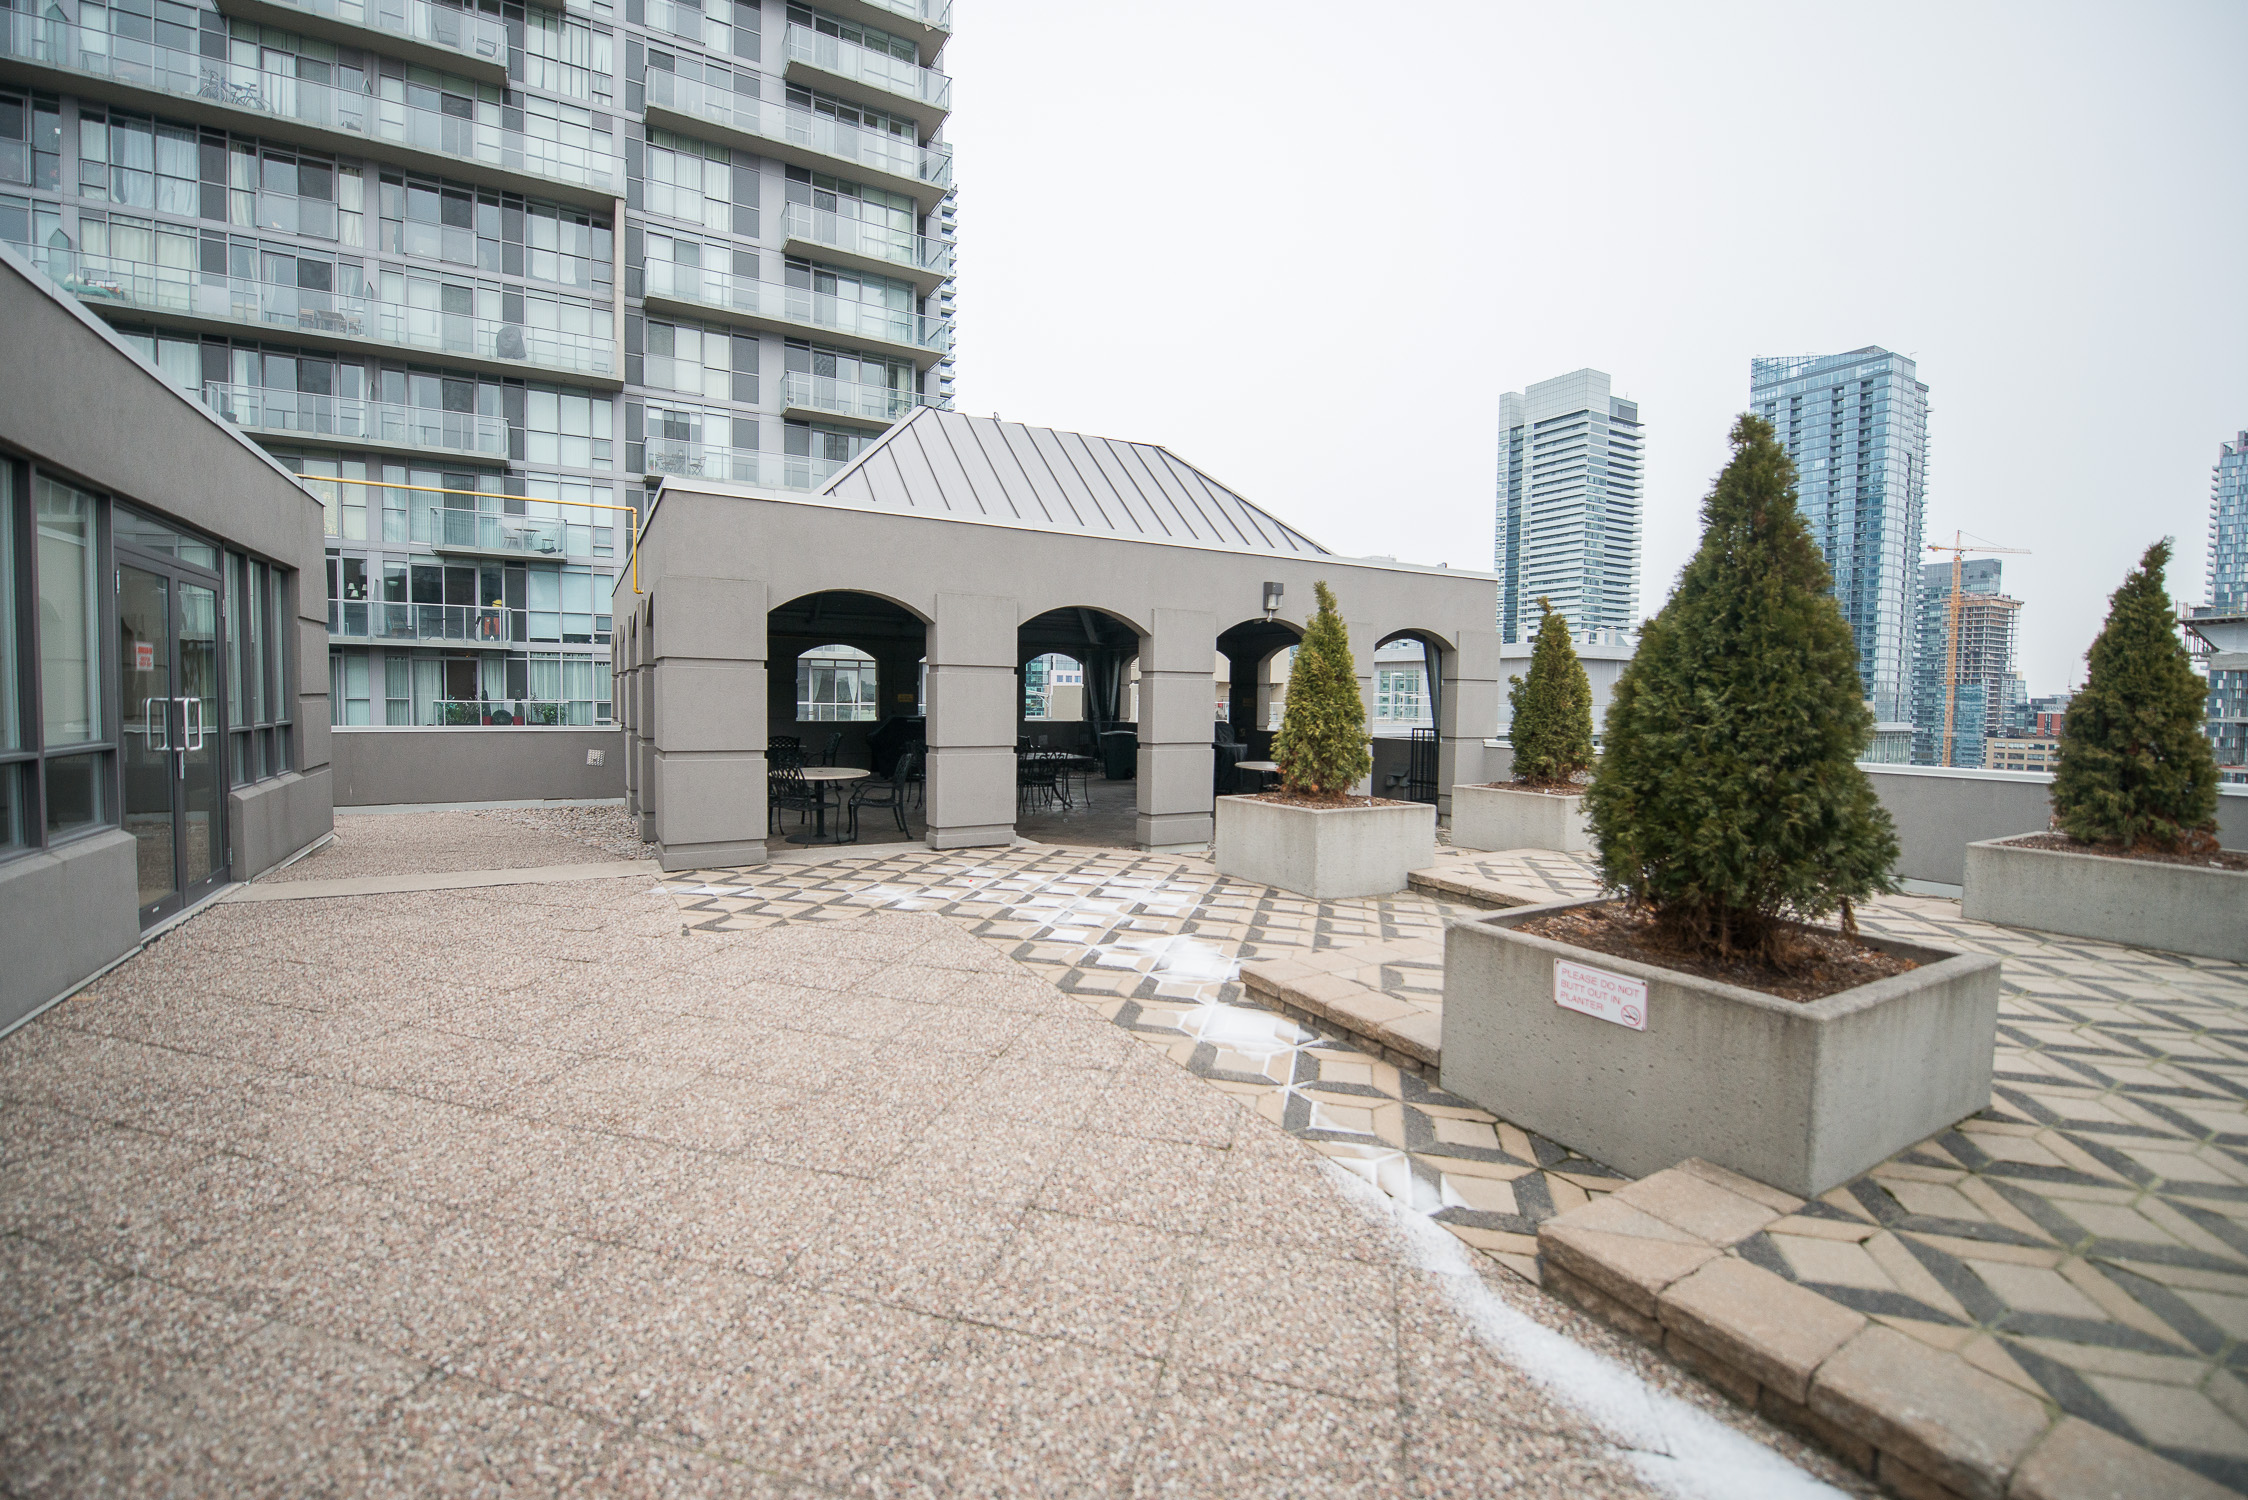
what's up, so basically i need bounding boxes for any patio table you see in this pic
[1237,759,1280,793]
[788,766,870,844]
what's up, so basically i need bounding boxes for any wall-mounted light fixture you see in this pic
[1263,581,1284,620]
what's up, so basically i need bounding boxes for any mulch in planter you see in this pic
[1516,902,1917,1004]
[2000,831,2248,872]
[1477,779,1584,795]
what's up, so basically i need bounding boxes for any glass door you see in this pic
[119,564,177,921]
[117,561,230,926]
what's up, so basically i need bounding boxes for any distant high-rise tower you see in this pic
[1749,349,1929,756]
[2194,432,2248,773]
[1912,558,2021,768]
[1494,369,1642,645]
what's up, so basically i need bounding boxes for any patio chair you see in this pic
[849,747,918,838]
[769,762,817,833]
[1017,750,1061,812]
[768,736,804,772]
[820,730,844,767]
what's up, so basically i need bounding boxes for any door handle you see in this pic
[180,696,205,752]
[143,697,170,750]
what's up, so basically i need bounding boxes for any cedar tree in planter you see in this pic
[1214,580,1433,898]
[1440,416,1999,1196]
[1454,599,1595,853]
[1963,541,2244,959]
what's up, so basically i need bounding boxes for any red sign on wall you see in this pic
[135,642,155,672]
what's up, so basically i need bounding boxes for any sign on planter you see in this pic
[1554,958,1647,1031]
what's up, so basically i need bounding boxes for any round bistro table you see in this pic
[788,766,871,844]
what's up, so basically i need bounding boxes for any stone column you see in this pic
[618,614,636,821]
[633,599,658,842]
[649,576,768,871]
[925,591,1016,849]
[1136,607,1218,848]
[1440,627,1503,818]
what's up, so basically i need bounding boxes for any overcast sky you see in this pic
[938,0,2248,694]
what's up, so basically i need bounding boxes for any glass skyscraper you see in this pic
[2194,431,2247,773]
[1911,556,2020,769]
[1494,368,1642,645]
[0,0,957,731]
[1749,348,1928,754]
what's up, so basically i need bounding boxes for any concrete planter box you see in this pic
[1440,898,2002,1197]
[1450,783,1592,853]
[1214,795,1436,900]
[1962,836,2248,962]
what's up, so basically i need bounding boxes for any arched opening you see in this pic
[1014,605,1141,847]
[1214,616,1304,793]
[767,590,928,845]
[1370,629,1449,803]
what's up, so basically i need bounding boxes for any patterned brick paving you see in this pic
[659,845,2248,1491]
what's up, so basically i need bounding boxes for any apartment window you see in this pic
[1376,666,1425,724]
[643,130,737,232]
[226,553,292,782]
[639,318,753,402]
[1,467,114,856]
[797,644,876,721]
[330,648,371,725]
[521,8,615,104]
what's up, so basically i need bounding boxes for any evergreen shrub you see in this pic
[1272,580,1373,800]
[1583,415,1898,962]
[1507,599,1595,786]
[2050,540,2220,850]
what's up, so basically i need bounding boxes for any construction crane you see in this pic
[1927,531,2030,766]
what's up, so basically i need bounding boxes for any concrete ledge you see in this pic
[1535,1163,2231,1500]
[1448,782,1590,853]
[1961,836,2248,962]
[1405,862,1538,910]
[0,830,142,1034]
[1238,936,1445,1074]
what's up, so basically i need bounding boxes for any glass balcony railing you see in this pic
[330,597,516,643]
[851,0,952,33]
[641,438,847,489]
[785,23,949,115]
[640,259,948,357]
[640,69,951,194]
[12,245,616,379]
[780,369,927,426]
[431,698,610,726]
[204,381,509,456]
[0,14,620,194]
[243,0,508,70]
[427,506,570,555]
[780,202,953,280]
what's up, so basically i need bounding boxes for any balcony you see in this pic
[779,201,952,295]
[429,698,610,725]
[205,382,509,459]
[783,23,948,134]
[779,369,927,430]
[820,0,952,49]
[639,258,948,367]
[639,68,951,212]
[426,506,574,558]
[330,597,516,644]
[212,0,507,82]
[14,244,619,386]
[0,13,622,206]
[641,437,848,490]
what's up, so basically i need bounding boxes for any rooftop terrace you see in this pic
[5,809,2240,1494]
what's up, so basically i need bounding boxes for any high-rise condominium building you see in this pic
[0,0,957,734]
[1748,348,1928,757]
[1912,557,2021,769]
[2191,431,2248,773]
[1494,368,1642,645]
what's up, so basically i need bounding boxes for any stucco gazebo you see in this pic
[614,409,1502,870]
